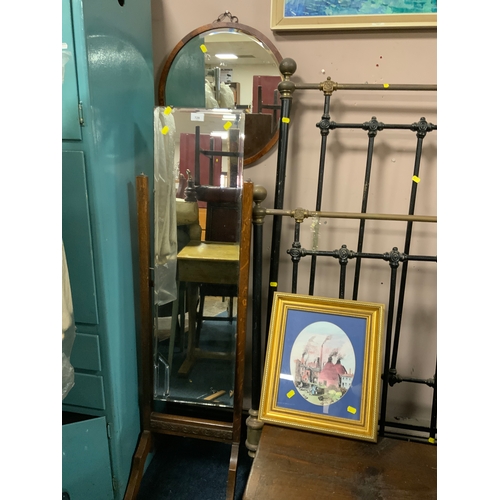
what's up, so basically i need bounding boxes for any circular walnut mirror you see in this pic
[158,21,283,167]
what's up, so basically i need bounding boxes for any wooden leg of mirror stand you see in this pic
[124,430,153,500]
[226,181,253,499]
[225,441,240,500]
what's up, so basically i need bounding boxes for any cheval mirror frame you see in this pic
[157,14,283,167]
[125,177,253,500]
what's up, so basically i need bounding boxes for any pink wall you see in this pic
[152,0,437,427]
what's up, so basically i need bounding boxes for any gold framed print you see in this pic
[259,293,385,442]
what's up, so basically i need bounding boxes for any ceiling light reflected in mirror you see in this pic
[158,22,283,166]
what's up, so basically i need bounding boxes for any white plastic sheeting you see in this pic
[218,82,235,109]
[154,107,178,306]
[62,242,76,400]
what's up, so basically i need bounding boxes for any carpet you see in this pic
[140,298,252,499]
[137,424,253,500]
[157,300,237,405]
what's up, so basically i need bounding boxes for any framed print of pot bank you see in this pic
[259,293,385,442]
[271,0,437,31]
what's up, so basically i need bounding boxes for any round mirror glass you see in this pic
[158,23,283,166]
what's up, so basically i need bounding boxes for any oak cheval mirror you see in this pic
[126,112,252,500]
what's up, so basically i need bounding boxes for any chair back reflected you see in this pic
[193,185,241,337]
[195,185,240,243]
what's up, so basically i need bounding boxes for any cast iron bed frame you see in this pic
[247,58,437,451]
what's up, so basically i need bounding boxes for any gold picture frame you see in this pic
[259,293,385,442]
[271,0,437,31]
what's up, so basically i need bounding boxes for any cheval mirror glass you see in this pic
[158,19,283,166]
[153,106,245,410]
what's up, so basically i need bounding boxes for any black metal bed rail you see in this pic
[312,114,437,298]
[252,188,437,441]
[249,57,437,447]
[264,58,437,333]
[284,231,437,440]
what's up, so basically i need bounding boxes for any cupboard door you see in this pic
[62,0,82,140]
[62,150,98,325]
[62,417,113,500]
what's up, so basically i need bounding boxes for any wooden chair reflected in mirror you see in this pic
[172,130,241,379]
[194,185,240,350]
[170,113,239,375]
[174,184,241,379]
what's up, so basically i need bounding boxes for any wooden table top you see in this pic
[177,242,240,285]
[177,241,240,263]
[244,424,437,500]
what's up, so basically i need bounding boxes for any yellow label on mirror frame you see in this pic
[412,175,421,183]
[200,44,207,53]
[383,83,390,88]
[282,117,290,124]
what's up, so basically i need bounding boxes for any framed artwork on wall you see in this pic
[259,293,385,442]
[271,0,437,31]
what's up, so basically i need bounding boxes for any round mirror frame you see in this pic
[158,22,283,167]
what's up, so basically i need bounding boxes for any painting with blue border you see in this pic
[276,309,367,421]
[284,0,437,17]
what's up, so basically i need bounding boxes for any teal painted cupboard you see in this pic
[62,0,154,498]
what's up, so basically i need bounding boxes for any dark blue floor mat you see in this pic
[137,428,253,500]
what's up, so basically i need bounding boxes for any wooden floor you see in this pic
[244,425,437,499]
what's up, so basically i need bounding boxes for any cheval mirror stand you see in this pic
[124,176,253,500]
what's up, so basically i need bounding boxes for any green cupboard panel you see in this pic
[64,373,106,410]
[165,36,205,107]
[62,416,113,500]
[71,333,102,371]
[62,0,154,497]
[62,0,82,140]
[62,150,98,325]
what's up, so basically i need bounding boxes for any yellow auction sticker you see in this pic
[347,406,357,415]
[161,126,169,135]
[282,117,290,123]
[163,106,172,115]
[200,44,207,53]
[412,175,421,183]
[287,390,295,399]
